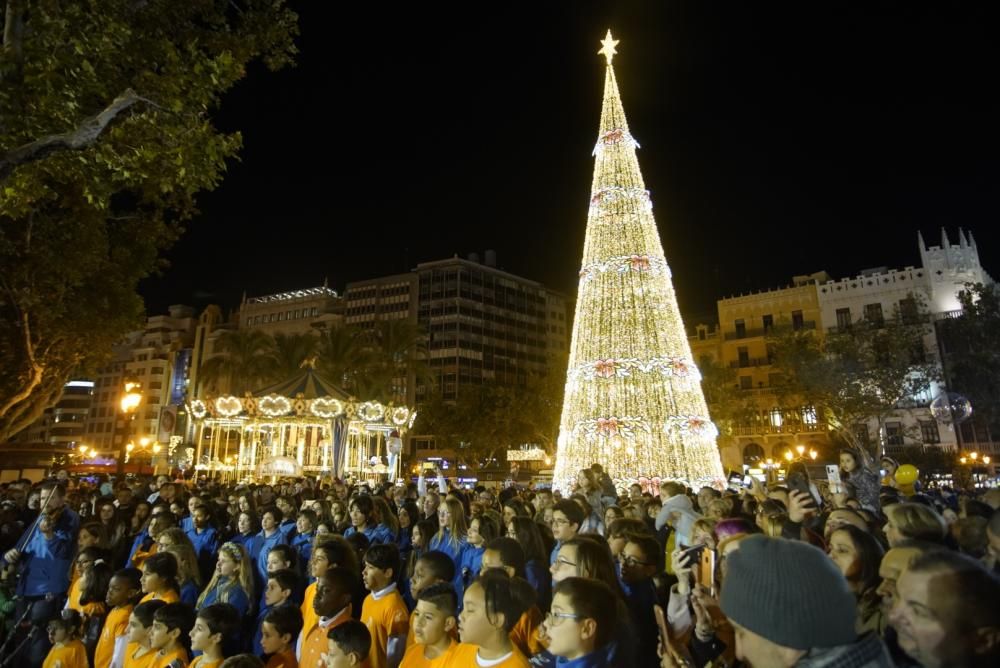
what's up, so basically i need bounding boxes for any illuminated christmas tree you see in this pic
[553,31,725,491]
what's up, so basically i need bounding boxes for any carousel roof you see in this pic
[253,368,352,401]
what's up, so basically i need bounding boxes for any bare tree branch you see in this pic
[0,88,163,181]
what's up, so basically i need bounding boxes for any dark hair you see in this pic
[508,516,547,563]
[552,500,585,529]
[416,550,456,583]
[485,537,526,577]
[562,535,626,597]
[364,542,400,576]
[315,535,360,576]
[263,604,304,643]
[502,498,530,518]
[625,534,663,572]
[907,549,1000,632]
[153,603,196,651]
[831,524,884,593]
[132,600,167,627]
[553,577,618,647]
[327,620,372,659]
[259,505,281,525]
[417,582,458,617]
[472,514,500,544]
[350,495,376,522]
[80,555,114,607]
[197,603,241,643]
[296,508,318,527]
[268,544,297,569]
[143,552,180,591]
[237,510,260,535]
[607,518,650,539]
[322,567,359,599]
[49,608,83,637]
[399,500,420,526]
[111,567,143,599]
[267,568,301,597]
[413,519,436,545]
[345,531,370,556]
[474,569,536,632]
[590,463,604,474]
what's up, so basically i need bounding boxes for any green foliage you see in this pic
[415,353,567,467]
[198,329,280,396]
[766,298,940,457]
[0,1,298,439]
[938,282,1000,432]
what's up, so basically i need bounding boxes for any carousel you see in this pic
[186,366,416,483]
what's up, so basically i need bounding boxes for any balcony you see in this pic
[729,357,771,369]
[724,321,815,340]
[730,422,828,437]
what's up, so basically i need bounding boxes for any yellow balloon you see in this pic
[894,464,919,486]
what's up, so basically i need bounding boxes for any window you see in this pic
[735,319,746,338]
[738,346,749,367]
[864,303,884,326]
[770,408,783,427]
[919,420,940,444]
[885,421,904,446]
[836,308,852,330]
[802,406,818,425]
[762,314,773,332]
[899,297,919,323]
[698,329,706,340]
[791,310,804,330]
[740,376,752,390]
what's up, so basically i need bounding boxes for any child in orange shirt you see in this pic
[148,602,195,668]
[401,583,458,667]
[190,603,241,668]
[405,551,456,651]
[96,568,143,668]
[43,609,88,668]
[482,538,545,656]
[125,599,168,668]
[446,570,535,668]
[360,543,409,668]
[260,605,302,668]
[323,620,372,668]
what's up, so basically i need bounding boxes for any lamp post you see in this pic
[117,381,142,476]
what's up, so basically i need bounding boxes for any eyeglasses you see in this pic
[544,611,584,626]
[619,553,652,567]
[553,557,577,568]
[551,517,571,526]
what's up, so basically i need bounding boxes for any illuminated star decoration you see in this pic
[598,29,619,64]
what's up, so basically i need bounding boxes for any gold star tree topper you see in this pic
[598,29,619,64]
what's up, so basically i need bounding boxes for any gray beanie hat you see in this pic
[720,535,857,650]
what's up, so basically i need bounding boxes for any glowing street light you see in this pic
[117,380,142,475]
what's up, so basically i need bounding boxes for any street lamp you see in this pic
[116,380,142,476]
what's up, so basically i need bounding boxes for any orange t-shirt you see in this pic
[509,605,544,657]
[401,638,457,668]
[124,642,158,668]
[300,581,318,638]
[189,657,221,668]
[361,588,410,668]
[150,646,189,668]
[300,607,352,668]
[443,644,529,668]
[132,543,159,571]
[140,589,180,604]
[43,640,88,668]
[264,649,298,668]
[95,604,134,668]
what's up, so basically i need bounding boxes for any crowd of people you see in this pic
[0,452,997,668]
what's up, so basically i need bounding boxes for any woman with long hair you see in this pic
[230,510,259,550]
[371,496,400,543]
[827,524,886,634]
[197,542,254,619]
[95,498,128,563]
[396,500,420,569]
[157,529,203,607]
[576,468,605,517]
[429,496,469,595]
[509,516,552,610]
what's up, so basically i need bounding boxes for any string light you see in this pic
[258,394,292,417]
[554,31,725,492]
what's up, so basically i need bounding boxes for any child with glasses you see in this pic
[540,577,618,668]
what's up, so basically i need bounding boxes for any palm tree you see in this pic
[268,332,319,383]
[198,329,277,395]
[359,319,432,402]
[316,326,367,393]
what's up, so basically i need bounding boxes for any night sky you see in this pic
[139,2,999,325]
